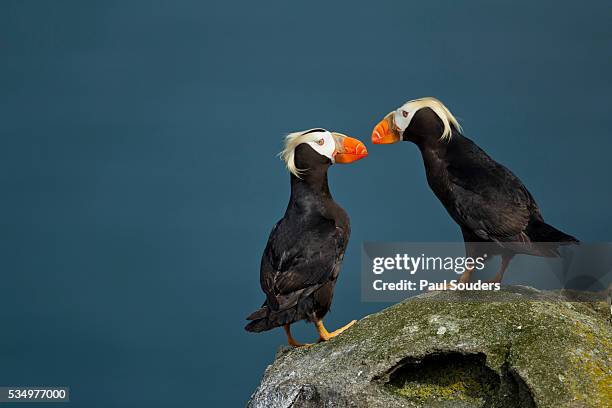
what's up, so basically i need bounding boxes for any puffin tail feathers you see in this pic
[245,302,300,333]
[246,305,268,321]
[530,220,579,244]
[245,305,273,333]
[522,220,580,257]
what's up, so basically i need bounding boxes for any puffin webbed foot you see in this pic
[315,319,356,342]
[283,324,312,348]
[485,255,512,285]
[458,267,474,284]
[485,275,504,284]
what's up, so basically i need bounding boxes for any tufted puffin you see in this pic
[245,129,367,346]
[372,97,578,284]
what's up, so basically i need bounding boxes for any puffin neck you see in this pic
[289,168,332,204]
[416,129,462,156]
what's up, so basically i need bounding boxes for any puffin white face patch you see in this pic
[393,108,413,133]
[305,130,336,162]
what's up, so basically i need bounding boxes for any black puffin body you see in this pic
[373,98,578,283]
[246,129,367,345]
[246,145,349,332]
[420,130,578,257]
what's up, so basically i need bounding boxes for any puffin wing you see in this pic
[447,161,532,242]
[260,220,346,311]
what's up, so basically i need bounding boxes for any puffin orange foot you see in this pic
[316,319,356,342]
[284,324,312,348]
[485,275,503,284]
[486,256,511,285]
[458,267,474,284]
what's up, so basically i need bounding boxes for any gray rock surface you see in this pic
[248,286,611,407]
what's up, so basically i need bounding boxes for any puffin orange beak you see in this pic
[371,114,401,144]
[332,133,368,164]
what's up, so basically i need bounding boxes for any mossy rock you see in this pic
[248,286,611,407]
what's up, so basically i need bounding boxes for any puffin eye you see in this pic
[402,110,409,118]
[316,139,325,145]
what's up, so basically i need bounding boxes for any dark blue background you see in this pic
[1,1,610,406]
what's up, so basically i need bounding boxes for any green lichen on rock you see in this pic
[387,353,500,405]
[248,286,611,408]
